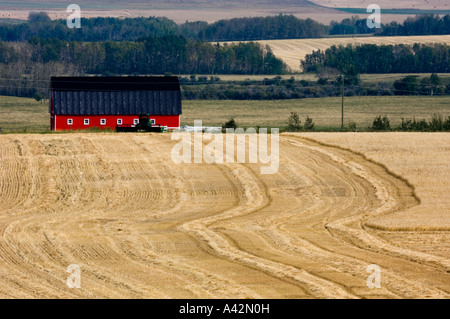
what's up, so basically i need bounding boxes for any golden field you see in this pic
[0,4,407,24]
[0,132,448,298]
[250,35,450,72]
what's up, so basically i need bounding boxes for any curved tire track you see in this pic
[0,133,448,298]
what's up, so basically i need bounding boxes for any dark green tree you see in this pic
[303,116,315,131]
[28,12,51,23]
[223,118,238,129]
[370,115,391,131]
[393,76,418,95]
[286,112,302,131]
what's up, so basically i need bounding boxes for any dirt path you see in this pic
[0,133,448,298]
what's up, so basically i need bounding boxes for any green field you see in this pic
[182,96,450,130]
[0,96,49,133]
[1,94,449,133]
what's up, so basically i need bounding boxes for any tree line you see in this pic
[26,36,286,74]
[301,43,450,74]
[0,13,179,42]
[393,74,447,96]
[329,14,450,36]
[379,14,450,36]
[0,36,287,98]
[329,16,375,35]
[190,15,327,41]
[1,13,328,42]
[370,114,450,132]
[181,74,450,100]
[0,13,448,43]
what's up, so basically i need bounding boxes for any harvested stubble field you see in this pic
[0,132,448,298]
[0,0,387,24]
[250,35,450,72]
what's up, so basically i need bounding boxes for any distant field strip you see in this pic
[251,35,450,72]
[0,133,448,298]
[309,0,450,10]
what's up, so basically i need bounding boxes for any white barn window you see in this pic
[84,119,89,125]
[134,119,139,125]
[67,119,73,125]
[117,119,122,125]
[100,119,106,125]
[150,119,155,125]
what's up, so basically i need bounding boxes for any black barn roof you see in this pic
[50,76,181,91]
[50,76,182,115]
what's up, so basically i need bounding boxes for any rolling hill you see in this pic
[251,35,450,72]
[0,0,414,23]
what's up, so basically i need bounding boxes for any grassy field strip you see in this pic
[1,95,450,133]
[181,96,450,129]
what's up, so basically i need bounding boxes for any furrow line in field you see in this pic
[283,136,449,297]
[179,159,357,299]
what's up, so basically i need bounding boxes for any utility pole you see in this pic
[341,76,344,131]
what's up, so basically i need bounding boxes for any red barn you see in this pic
[49,76,182,131]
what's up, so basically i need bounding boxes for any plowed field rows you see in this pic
[0,133,448,298]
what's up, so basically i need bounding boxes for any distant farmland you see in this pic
[0,0,412,24]
[309,0,450,11]
[246,35,450,72]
